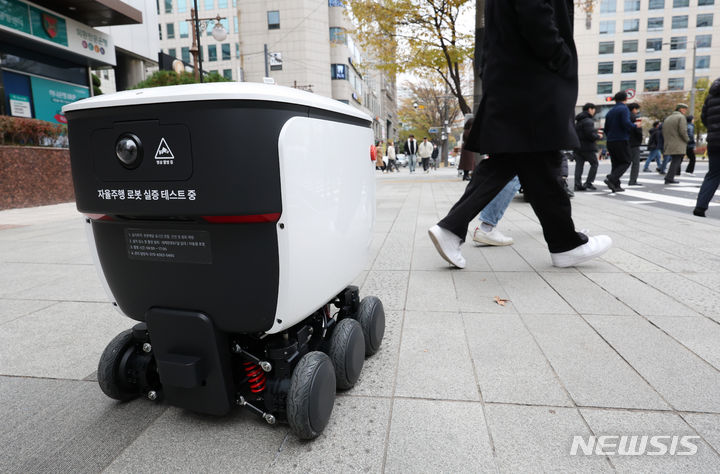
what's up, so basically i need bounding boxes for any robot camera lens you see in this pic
[115,134,142,168]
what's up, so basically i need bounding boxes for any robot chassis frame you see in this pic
[97,286,385,439]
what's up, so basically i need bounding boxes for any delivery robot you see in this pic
[63,83,385,439]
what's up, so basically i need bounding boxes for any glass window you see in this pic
[648,0,664,8]
[598,62,614,74]
[622,40,638,53]
[268,11,280,29]
[670,36,687,49]
[329,27,346,44]
[696,34,712,48]
[669,57,685,70]
[204,0,213,9]
[698,0,714,5]
[647,17,663,30]
[620,80,636,91]
[219,18,229,35]
[331,64,347,80]
[222,43,231,60]
[673,0,688,6]
[623,19,639,32]
[158,24,162,40]
[668,78,684,90]
[223,69,232,79]
[236,42,240,59]
[164,0,173,13]
[329,0,345,5]
[696,56,711,69]
[646,38,663,51]
[624,0,640,11]
[181,47,190,63]
[234,16,238,34]
[166,23,175,39]
[598,82,614,94]
[178,0,187,13]
[644,79,660,91]
[621,60,637,73]
[180,22,189,38]
[168,48,176,58]
[218,0,228,7]
[600,20,615,34]
[672,15,688,28]
[599,42,615,54]
[645,59,661,71]
[208,44,217,61]
[600,0,616,12]
[697,14,713,27]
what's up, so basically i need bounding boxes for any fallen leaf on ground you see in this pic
[494,296,510,306]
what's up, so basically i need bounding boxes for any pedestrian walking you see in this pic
[694,77,720,217]
[375,141,386,172]
[386,140,398,172]
[662,104,690,185]
[573,103,601,191]
[643,122,663,172]
[685,115,697,175]
[404,135,418,173]
[472,176,520,246]
[418,137,433,172]
[431,144,440,170]
[458,118,475,181]
[603,91,640,192]
[626,103,643,186]
[427,0,611,269]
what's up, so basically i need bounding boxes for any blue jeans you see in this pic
[408,154,417,172]
[659,155,671,173]
[478,176,521,226]
[643,149,662,171]
[696,152,720,210]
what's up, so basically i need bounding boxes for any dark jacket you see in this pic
[464,0,579,154]
[404,138,417,155]
[629,113,643,147]
[574,111,600,152]
[458,120,476,171]
[687,122,696,147]
[647,127,659,151]
[604,103,637,142]
[703,78,720,153]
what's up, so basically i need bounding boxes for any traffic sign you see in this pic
[428,127,439,133]
[626,88,636,99]
[605,96,613,102]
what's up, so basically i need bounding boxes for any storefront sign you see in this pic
[30,76,89,124]
[9,93,32,118]
[0,0,30,33]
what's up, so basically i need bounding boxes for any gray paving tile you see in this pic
[580,408,720,472]
[634,272,720,321]
[405,271,459,312]
[360,270,408,311]
[0,376,166,474]
[0,299,55,325]
[523,314,668,410]
[586,315,720,413]
[10,264,109,302]
[0,302,133,379]
[479,245,534,272]
[584,273,699,317]
[395,311,479,401]
[0,240,90,265]
[0,263,78,298]
[453,272,518,314]
[600,248,667,273]
[683,413,720,454]
[484,404,611,473]
[541,272,634,315]
[269,396,390,473]
[106,406,285,473]
[352,310,402,397]
[495,272,575,315]
[372,234,413,271]
[648,316,720,371]
[385,398,495,473]
[464,313,571,406]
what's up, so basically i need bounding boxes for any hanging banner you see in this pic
[30,76,89,124]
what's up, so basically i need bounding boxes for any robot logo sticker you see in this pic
[154,137,175,166]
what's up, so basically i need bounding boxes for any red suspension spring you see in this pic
[243,361,267,393]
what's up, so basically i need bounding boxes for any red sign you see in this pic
[42,14,58,38]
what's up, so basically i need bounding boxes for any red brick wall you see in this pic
[0,146,75,210]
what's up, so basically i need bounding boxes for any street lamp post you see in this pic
[689,40,697,114]
[188,0,227,83]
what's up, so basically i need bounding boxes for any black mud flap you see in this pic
[146,308,234,415]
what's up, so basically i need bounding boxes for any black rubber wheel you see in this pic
[356,296,386,357]
[328,318,365,390]
[97,329,140,401]
[287,351,336,440]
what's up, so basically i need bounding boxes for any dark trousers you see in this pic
[606,141,632,186]
[665,155,684,183]
[686,147,696,173]
[696,151,720,210]
[628,146,641,184]
[422,157,430,171]
[574,150,598,186]
[437,151,587,253]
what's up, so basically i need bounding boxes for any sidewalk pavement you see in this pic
[2,168,720,473]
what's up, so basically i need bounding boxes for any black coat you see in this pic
[465,0,579,154]
[648,127,659,151]
[629,113,643,147]
[702,78,720,153]
[574,111,600,152]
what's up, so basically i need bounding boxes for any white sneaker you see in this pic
[472,226,514,246]
[428,225,466,269]
[550,235,612,268]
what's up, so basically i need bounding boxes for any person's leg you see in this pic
[659,154,670,173]
[574,151,586,189]
[686,147,696,173]
[478,176,521,226]
[606,141,631,188]
[628,147,640,184]
[665,155,683,183]
[585,151,599,186]
[516,151,587,253]
[695,152,720,211]
[410,154,416,172]
[437,155,517,241]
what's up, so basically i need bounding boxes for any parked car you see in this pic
[396,153,408,167]
[447,155,457,166]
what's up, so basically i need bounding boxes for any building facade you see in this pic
[575,0,719,111]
